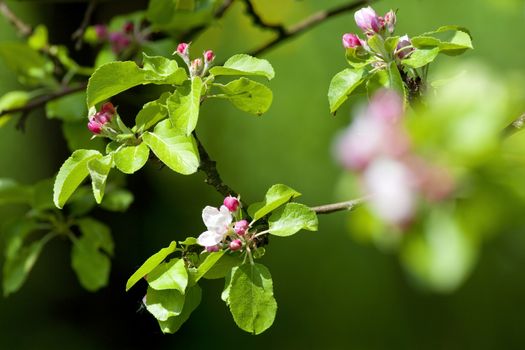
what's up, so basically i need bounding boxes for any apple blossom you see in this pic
[354,7,381,35]
[197,205,233,247]
[223,196,240,212]
[396,35,414,59]
[342,33,362,49]
[229,239,242,251]
[234,220,249,236]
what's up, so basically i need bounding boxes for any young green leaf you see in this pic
[166,77,202,135]
[401,47,440,69]
[142,53,188,85]
[144,286,185,321]
[202,253,242,280]
[158,284,202,334]
[268,202,318,237]
[147,258,188,294]
[328,68,366,114]
[192,251,225,283]
[126,241,177,291]
[86,61,147,107]
[53,149,102,209]
[134,94,169,133]
[0,91,30,123]
[248,184,301,222]
[0,43,53,84]
[210,54,275,80]
[142,120,200,175]
[366,69,389,98]
[113,143,150,174]
[77,218,114,255]
[46,91,86,122]
[228,263,277,335]
[387,62,407,103]
[213,78,273,116]
[411,25,473,56]
[88,154,113,204]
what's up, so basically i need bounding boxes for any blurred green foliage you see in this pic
[1,0,525,349]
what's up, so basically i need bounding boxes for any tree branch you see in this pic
[310,197,366,215]
[243,0,286,36]
[0,0,32,37]
[193,132,238,198]
[249,0,373,57]
[0,83,87,130]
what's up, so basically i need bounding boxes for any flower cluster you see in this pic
[174,42,215,77]
[87,102,116,135]
[335,90,454,226]
[197,196,253,252]
[94,21,142,54]
[342,6,414,62]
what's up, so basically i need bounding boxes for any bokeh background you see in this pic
[1,0,525,348]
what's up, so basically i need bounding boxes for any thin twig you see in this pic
[0,83,87,130]
[72,0,97,50]
[310,197,366,215]
[193,132,238,198]
[0,0,32,37]
[249,0,372,56]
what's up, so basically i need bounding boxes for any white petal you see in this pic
[197,231,223,247]
[202,206,220,227]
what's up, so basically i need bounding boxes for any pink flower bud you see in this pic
[342,33,362,49]
[234,220,249,236]
[191,58,202,71]
[109,32,131,54]
[384,10,396,33]
[94,25,108,40]
[204,50,215,63]
[354,6,381,35]
[206,245,220,252]
[229,239,242,251]
[123,21,134,34]
[100,102,116,116]
[87,118,102,135]
[177,42,189,55]
[396,35,414,59]
[223,196,239,212]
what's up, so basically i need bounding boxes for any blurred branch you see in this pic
[243,0,286,36]
[503,113,525,137]
[179,0,235,42]
[0,0,32,37]
[72,0,97,50]
[0,83,87,130]
[311,197,366,215]
[249,0,373,57]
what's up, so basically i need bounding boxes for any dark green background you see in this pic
[1,0,525,348]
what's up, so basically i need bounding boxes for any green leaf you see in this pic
[328,68,366,114]
[366,69,389,97]
[412,25,473,56]
[384,36,400,56]
[142,120,200,175]
[147,258,188,293]
[367,34,387,57]
[248,184,301,222]
[46,91,86,122]
[221,268,233,305]
[53,149,102,209]
[142,53,187,85]
[86,61,147,107]
[202,253,242,280]
[210,54,275,80]
[3,233,53,297]
[401,47,440,68]
[31,178,55,210]
[145,286,185,321]
[387,62,407,103]
[178,237,197,246]
[71,230,111,292]
[214,78,273,116]
[134,93,169,133]
[126,241,177,291]
[228,263,277,335]
[88,154,113,204]
[268,202,318,237]
[0,178,32,206]
[77,218,114,255]
[28,25,48,50]
[158,284,202,334]
[146,0,219,32]
[113,143,150,174]
[192,251,225,283]
[100,188,134,212]
[166,77,202,135]
[0,43,53,85]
